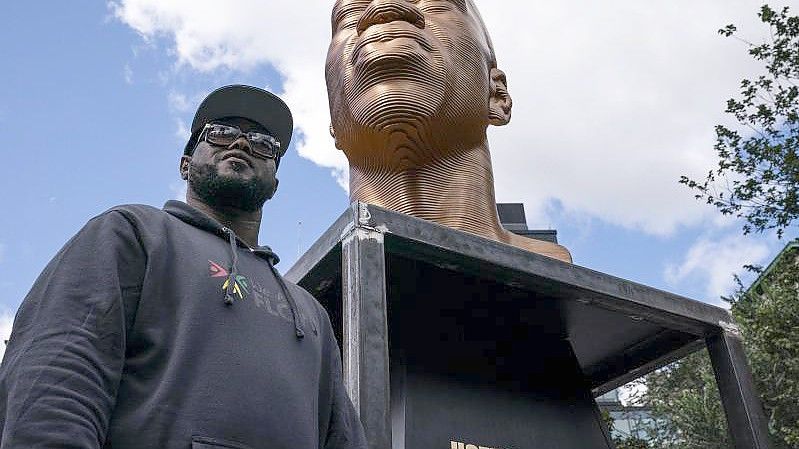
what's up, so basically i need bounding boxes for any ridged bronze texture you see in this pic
[326,0,572,263]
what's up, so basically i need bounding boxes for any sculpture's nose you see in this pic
[356,0,425,35]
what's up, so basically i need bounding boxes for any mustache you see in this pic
[188,159,274,212]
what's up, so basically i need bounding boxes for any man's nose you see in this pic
[229,136,253,154]
[356,0,425,36]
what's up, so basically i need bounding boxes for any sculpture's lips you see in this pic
[351,22,435,66]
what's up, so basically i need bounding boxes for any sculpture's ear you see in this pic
[329,123,344,151]
[489,68,512,126]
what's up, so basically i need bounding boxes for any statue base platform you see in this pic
[287,203,771,449]
[387,254,612,448]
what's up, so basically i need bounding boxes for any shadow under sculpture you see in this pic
[325,0,572,263]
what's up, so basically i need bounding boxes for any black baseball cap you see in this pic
[184,84,293,157]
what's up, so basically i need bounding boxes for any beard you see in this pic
[188,158,274,212]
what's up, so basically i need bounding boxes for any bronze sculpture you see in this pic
[325,0,572,263]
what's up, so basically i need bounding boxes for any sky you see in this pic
[0,0,796,359]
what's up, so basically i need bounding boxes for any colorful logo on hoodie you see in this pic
[209,260,250,300]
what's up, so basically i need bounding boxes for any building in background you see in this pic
[748,239,799,297]
[496,203,558,243]
[596,390,662,441]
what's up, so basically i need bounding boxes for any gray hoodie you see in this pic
[0,201,366,449]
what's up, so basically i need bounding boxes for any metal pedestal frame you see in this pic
[287,202,771,449]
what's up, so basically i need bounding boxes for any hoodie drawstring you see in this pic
[221,227,304,339]
[268,261,305,339]
[222,227,239,306]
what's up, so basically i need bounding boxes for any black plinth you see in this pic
[287,203,771,449]
[388,254,612,448]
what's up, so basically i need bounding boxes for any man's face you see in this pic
[183,117,279,212]
[326,0,495,151]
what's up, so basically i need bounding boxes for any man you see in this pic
[0,85,367,449]
[325,0,572,263]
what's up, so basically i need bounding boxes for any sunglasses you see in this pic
[198,123,281,160]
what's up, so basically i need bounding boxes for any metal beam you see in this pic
[591,338,705,396]
[707,327,772,449]
[364,204,729,333]
[341,226,391,449]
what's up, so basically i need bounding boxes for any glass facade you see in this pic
[597,389,663,442]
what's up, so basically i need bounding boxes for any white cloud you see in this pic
[665,233,770,303]
[123,63,133,85]
[111,0,786,235]
[0,311,13,362]
[111,0,348,183]
[169,90,210,142]
[482,0,787,235]
[167,91,191,113]
[174,117,190,142]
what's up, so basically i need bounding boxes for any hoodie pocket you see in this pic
[192,435,255,449]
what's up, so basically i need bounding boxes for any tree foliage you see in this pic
[638,246,799,449]
[730,248,799,448]
[614,438,649,449]
[649,6,799,447]
[680,5,799,237]
[638,350,730,449]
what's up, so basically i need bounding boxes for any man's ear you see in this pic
[489,68,512,126]
[268,177,280,200]
[180,155,191,180]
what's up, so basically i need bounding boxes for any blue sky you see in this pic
[0,0,795,342]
